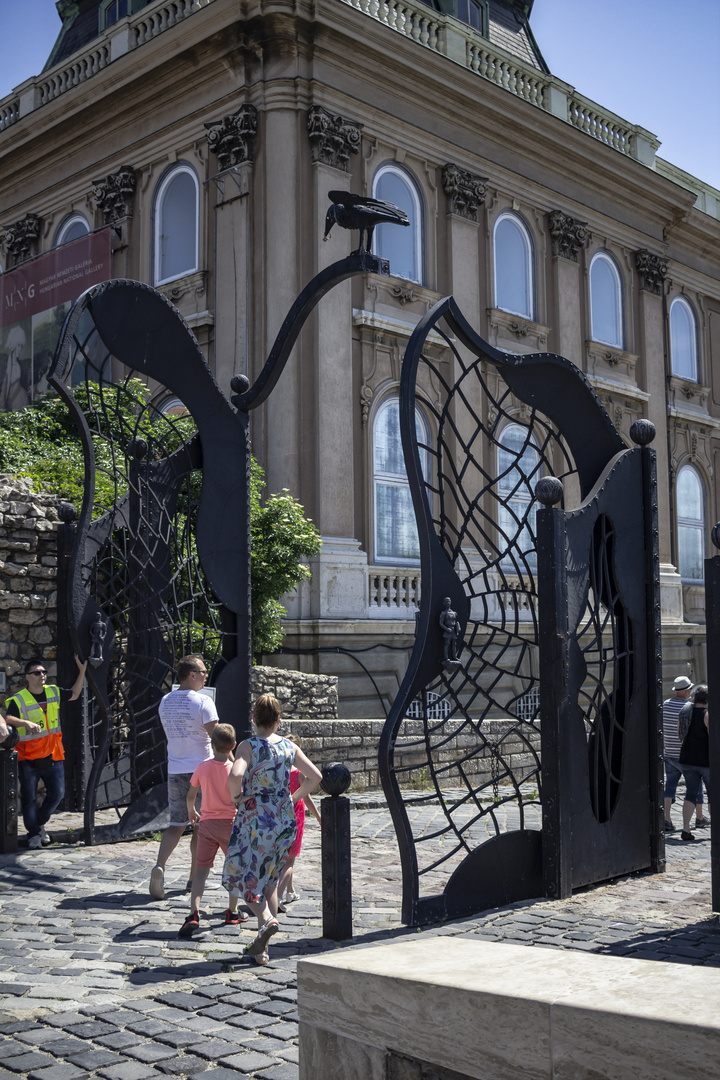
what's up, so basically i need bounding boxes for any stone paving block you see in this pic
[261,1023,298,1042]
[126,1019,171,1037]
[0,985,30,996]
[45,1014,88,1029]
[96,1032,148,1051]
[255,1064,299,1080]
[35,1038,88,1057]
[173,1017,229,1034]
[239,1038,288,1055]
[27,1065,89,1080]
[0,1022,37,1035]
[154,993,208,1011]
[219,1052,279,1072]
[276,1047,299,1064]
[124,1043,179,1064]
[154,1030,202,1050]
[186,1039,244,1061]
[98,1063,163,1080]
[198,1004,237,1021]
[200,1071,246,1080]
[154,1054,208,1075]
[0,1042,26,1062]
[219,991,269,1010]
[0,1069,18,1080]
[17,1029,69,1046]
[64,1021,119,1039]
[67,1049,124,1069]
[149,1008,191,1024]
[3,1050,57,1072]
[224,1013,275,1031]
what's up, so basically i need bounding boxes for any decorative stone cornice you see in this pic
[547,210,587,261]
[92,165,137,224]
[307,106,362,171]
[1,212,42,264]
[635,249,668,295]
[205,105,258,172]
[441,164,487,221]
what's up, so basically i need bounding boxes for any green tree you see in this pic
[0,387,320,654]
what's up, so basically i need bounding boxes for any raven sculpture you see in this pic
[323,190,410,254]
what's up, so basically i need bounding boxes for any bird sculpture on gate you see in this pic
[323,190,410,254]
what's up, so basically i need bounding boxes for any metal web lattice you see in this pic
[395,325,581,893]
[66,314,228,816]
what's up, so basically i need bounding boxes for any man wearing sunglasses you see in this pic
[3,655,87,849]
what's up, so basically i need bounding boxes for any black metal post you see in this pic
[705,526,720,913]
[536,478,572,900]
[0,749,18,855]
[56,504,83,811]
[320,762,352,941]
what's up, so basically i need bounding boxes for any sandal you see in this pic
[245,919,279,956]
[254,950,269,966]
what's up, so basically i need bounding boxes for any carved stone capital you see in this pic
[307,106,362,171]
[442,163,487,221]
[635,248,668,295]
[205,104,258,171]
[92,165,137,224]
[547,210,587,261]
[1,212,42,264]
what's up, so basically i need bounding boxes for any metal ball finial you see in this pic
[231,374,250,395]
[127,437,148,460]
[535,476,563,507]
[711,523,720,551]
[320,761,351,798]
[58,502,77,523]
[630,419,656,446]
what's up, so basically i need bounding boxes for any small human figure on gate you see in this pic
[439,597,461,662]
[223,695,322,965]
[178,723,250,938]
[678,684,711,842]
[277,733,322,908]
[3,655,87,848]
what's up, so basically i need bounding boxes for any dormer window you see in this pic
[103,0,128,27]
[455,0,486,33]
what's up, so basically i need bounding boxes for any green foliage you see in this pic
[250,458,321,654]
[0,386,321,655]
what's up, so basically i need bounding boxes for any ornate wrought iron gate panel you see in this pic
[379,296,659,925]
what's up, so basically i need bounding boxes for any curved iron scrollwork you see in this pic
[380,296,628,925]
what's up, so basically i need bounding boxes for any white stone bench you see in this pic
[298,938,720,1079]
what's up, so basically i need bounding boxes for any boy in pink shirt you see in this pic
[178,724,249,937]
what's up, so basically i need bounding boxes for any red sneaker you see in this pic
[225,908,250,925]
[178,910,200,938]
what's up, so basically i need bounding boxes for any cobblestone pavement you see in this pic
[0,794,717,1080]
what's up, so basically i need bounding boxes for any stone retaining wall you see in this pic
[281,718,540,792]
[251,665,338,719]
[0,476,63,691]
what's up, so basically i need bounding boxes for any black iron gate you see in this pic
[379,297,662,925]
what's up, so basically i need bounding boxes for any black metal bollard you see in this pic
[0,746,18,855]
[320,762,352,941]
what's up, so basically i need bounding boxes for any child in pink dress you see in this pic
[277,734,321,905]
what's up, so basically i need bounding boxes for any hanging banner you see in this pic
[0,228,112,411]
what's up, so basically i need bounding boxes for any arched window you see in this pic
[54,214,90,248]
[493,213,534,319]
[497,423,541,569]
[372,165,423,284]
[373,397,429,562]
[590,251,623,348]
[677,466,705,582]
[153,164,199,286]
[670,296,698,381]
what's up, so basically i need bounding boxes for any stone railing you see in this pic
[1,0,217,124]
[338,0,660,165]
[369,567,420,615]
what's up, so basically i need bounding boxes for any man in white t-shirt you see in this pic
[149,654,219,900]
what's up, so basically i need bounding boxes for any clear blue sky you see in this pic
[1,0,718,188]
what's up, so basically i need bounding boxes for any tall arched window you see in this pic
[153,164,199,286]
[373,397,429,562]
[670,296,698,381]
[677,466,705,582]
[493,212,534,319]
[372,165,423,284]
[590,251,623,348]
[54,214,90,247]
[497,423,541,569]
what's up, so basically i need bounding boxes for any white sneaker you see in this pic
[28,834,43,850]
[40,827,51,846]
[149,865,165,899]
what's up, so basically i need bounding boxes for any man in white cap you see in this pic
[663,675,708,831]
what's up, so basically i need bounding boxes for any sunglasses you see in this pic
[28,669,47,676]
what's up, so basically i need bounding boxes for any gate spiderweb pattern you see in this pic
[395,323,580,895]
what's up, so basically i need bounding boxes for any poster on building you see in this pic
[0,229,112,412]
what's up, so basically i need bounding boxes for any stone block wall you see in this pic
[0,476,64,693]
[251,665,338,719]
[281,718,541,792]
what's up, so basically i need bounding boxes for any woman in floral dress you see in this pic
[223,694,322,964]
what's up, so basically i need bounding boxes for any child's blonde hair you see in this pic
[211,723,236,752]
[285,733,301,748]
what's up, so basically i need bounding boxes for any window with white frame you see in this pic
[493,212,534,319]
[372,165,423,284]
[677,465,705,582]
[54,214,90,248]
[153,164,199,286]
[374,397,429,562]
[497,423,541,569]
[670,296,698,382]
[590,251,623,348]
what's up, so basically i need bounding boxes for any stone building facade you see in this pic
[1,0,719,713]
